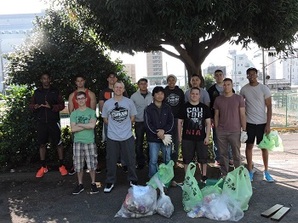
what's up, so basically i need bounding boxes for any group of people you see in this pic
[29,67,274,195]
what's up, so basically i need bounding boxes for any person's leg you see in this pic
[135,122,146,168]
[121,136,138,183]
[148,142,160,178]
[196,141,208,180]
[171,118,179,163]
[245,123,257,172]
[228,132,241,168]
[37,122,48,167]
[106,138,120,184]
[217,131,229,176]
[85,143,98,184]
[182,140,195,174]
[73,142,84,184]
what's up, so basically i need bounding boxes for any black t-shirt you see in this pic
[178,102,211,141]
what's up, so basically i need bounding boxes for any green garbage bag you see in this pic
[258,133,275,150]
[147,160,174,189]
[201,178,224,197]
[182,162,203,212]
[258,130,284,151]
[222,165,252,211]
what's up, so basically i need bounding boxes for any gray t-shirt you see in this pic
[185,88,211,106]
[102,97,137,141]
[240,83,271,124]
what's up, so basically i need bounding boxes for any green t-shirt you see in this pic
[70,108,96,144]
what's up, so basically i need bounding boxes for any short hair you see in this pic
[137,78,148,84]
[191,73,200,78]
[114,80,125,88]
[246,67,258,74]
[76,91,86,98]
[223,78,233,83]
[214,69,223,74]
[190,87,201,93]
[107,72,117,78]
[40,72,51,78]
[75,74,86,81]
[152,86,165,96]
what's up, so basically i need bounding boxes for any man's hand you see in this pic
[265,123,271,135]
[157,129,165,139]
[204,137,209,145]
[34,104,41,109]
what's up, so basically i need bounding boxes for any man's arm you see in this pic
[204,118,211,145]
[77,118,96,129]
[240,107,246,131]
[214,109,219,128]
[70,122,84,132]
[89,91,97,110]
[177,119,183,143]
[265,97,272,134]
[99,100,104,112]
[68,93,74,113]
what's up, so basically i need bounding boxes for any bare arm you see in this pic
[89,91,97,110]
[103,117,108,125]
[99,100,104,112]
[130,115,135,123]
[240,107,246,131]
[204,118,211,145]
[265,97,272,134]
[68,93,74,113]
[177,119,183,143]
[214,109,219,128]
[70,122,84,133]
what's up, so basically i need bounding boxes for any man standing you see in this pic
[240,67,274,182]
[30,72,68,177]
[185,74,210,106]
[130,78,153,169]
[144,86,174,178]
[102,81,138,193]
[68,74,99,175]
[214,78,246,176]
[164,74,185,163]
[178,87,211,182]
[70,91,99,195]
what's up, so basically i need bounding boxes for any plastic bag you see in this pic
[258,130,284,151]
[147,160,174,189]
[154,176,174,218]
[201,178,223,197]
[115,185,157,218]
[182,162,203,212]
[222,165,252,211]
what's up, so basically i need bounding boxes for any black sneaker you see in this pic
[72,184,84,195]
[95,168,101,174]
[90,183,99,194]
[122,166,128,173]
[130,181,138,186]
[104,183,114,193]
[68,167,76,176]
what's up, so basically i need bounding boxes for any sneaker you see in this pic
[68,167,76,176]
[229,160,234,167]
[122,166,128,173]
[95,168,102,174]
[249,171,254,182]
[104,183,114,193]
[90,183,99,194]
[201,176,208,183]
[263,171,275,182]
[59,165,68,176]
[129,181,138,186]
[72,184,84,195]
[36,166,48,178]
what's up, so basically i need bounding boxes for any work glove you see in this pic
[162,134,172,146]
[240,131,248,143]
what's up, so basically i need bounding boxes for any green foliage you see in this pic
[58,0,298,81]
[5,9,136,98]
[204,74,215,90]
[0,86,38,168]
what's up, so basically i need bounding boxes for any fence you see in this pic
[272,92,298,128]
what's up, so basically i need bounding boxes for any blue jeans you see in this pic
[148,142,171,178]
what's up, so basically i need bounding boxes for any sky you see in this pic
[0,0,263,81]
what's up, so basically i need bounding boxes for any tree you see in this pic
[6,9,136,97]
[58,0,298,86]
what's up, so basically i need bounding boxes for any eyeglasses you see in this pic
[77,97,86,100]
[114,102,119,110]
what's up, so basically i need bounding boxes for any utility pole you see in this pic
[262,47,266,85]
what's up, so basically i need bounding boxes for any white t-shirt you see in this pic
[240,83,271,124]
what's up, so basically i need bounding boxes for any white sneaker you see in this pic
[104,183,114,193]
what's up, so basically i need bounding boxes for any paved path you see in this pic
[0,133,297,223]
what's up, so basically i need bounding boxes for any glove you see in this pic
[240,131,248,143]
[162,134,172,146]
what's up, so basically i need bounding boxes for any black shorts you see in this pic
[37,122,62,146]
[182,140,208,164]
[246,123,266,144]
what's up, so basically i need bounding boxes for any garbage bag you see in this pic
[258,130,284,152]
[115,185,157,218]
[154,176,174,218]
[182,162,203,212]
[201,178,223,197]
[222,165,252,211]
[147,160,174,189]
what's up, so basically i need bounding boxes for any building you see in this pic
[146,51,164,85]
[282,51,298,86]
[0,12,44,93]
[123,64,136,83]
[203,65,227,76]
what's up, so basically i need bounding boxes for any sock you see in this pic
[41,160,46,168]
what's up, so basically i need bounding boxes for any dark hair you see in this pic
[214,69,223,74]
[75,74,86,81]
[152,86,165,96]
[191,73,200,78]
[223,78,233,83]
[190,87,201,93]
[40,72,51,78]
[76,91,86,98]
[107,72,117,78]
[137,78,148,84]
[246,67,258,74]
